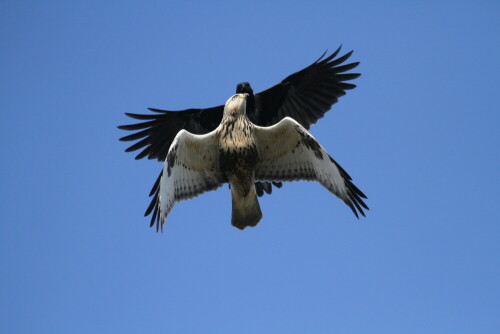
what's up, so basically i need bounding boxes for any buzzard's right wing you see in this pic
[147,129,225,231]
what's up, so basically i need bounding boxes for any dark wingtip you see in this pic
[332,44,343,58]
[135,152,147,160]
[347,201,359,219]
[134,147,151,160]
[315,49,329,62]
[145,199,156,217]
[117,124,134,130]
[147,108,164,113]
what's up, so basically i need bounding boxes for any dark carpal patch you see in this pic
[296,125,323,160]
[166,142,178,176]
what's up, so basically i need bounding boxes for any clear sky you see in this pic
[1,1,498,333]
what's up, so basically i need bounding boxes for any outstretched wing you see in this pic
[119,46,359,161]
[250,45,360,129]
[254,117,368,218]
[118,105,224,161]
[146,129,225,231]
[119,47,359,199]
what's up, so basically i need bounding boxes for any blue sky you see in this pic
[1,1,498,333]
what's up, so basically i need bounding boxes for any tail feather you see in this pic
[231,185,262,230]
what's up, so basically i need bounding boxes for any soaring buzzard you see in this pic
[118,46,360,197]
[149,94,368,231]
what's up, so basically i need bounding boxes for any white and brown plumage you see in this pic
[119,47,360,197]
[146,93,368,231]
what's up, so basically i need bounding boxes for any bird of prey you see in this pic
[149,93,368,231]
[118,46,360,198]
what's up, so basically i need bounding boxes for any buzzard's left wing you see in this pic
[254,117,368,218]
[147,129,225,231]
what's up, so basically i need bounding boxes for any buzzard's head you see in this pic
[224,93,249,116]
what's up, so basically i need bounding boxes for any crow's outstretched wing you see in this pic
[119,46,359,197]
[118,105,224,161]
[147,129,225,231]
[253,117,368,218]
[249,46,360,128]
[118,46,359,161]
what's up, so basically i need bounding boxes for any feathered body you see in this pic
[217,97,262,228]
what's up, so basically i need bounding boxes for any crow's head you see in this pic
[236,82,255,115]
[236,82,254,95]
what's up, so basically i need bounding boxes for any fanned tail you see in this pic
[230,184,262,229]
